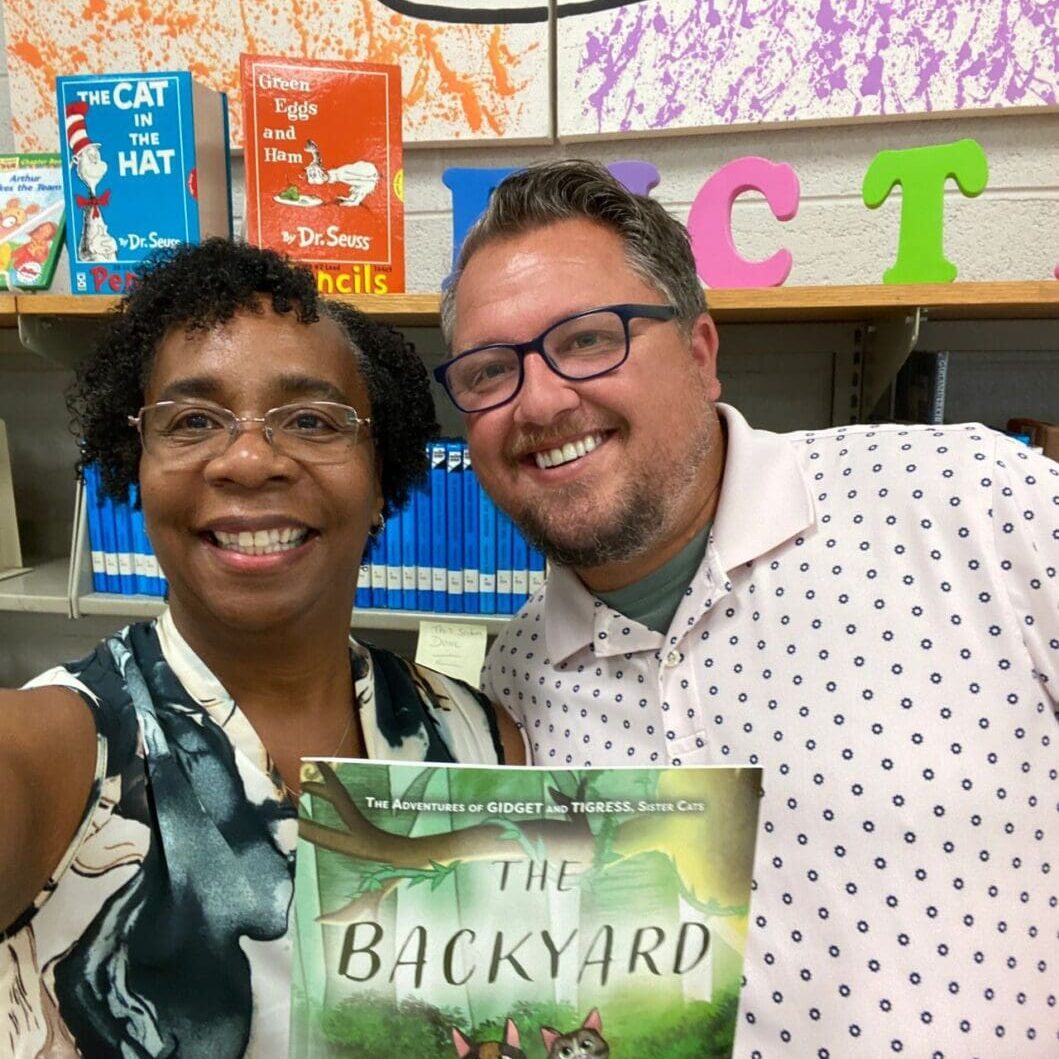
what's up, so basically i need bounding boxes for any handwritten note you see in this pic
[415,620,489,689]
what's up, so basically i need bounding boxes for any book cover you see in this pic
[0,154,65,290]
[56,72,231,295]
[291,760,761,1059]
[241,55,405,295]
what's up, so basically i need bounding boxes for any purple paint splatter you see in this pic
[560,0,1059,136]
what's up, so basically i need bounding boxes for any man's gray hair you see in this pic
[440,159,707,344]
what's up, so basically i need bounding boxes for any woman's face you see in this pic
[139,308,382,634]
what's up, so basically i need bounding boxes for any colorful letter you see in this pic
[862,139,988,284]
[443,161,660,279]
[686,156,801,288]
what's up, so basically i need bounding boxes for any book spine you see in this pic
[478,489,497,614]
[430,441,448,612]
[929,351,949,425]
[462,443,479,615]
[512,524,529,612]
[496,508,514,614]
[370,524,387,608]
[445,440,464,612]
[401,492,417,610]
[528,544,547,595]
[385,505,402,609]
[129,484,150,595]
[83,464,107,592]
[113,494,135,595]
[415,479,432,611]
[356,535,372,609]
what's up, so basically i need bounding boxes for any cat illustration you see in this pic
[540,1008,609,1059]
[451,1017,527,1059]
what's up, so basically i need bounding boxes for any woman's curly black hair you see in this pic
[69,238,438,517]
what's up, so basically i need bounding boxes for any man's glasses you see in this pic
[128,401,372,466]
[434,303,679,413]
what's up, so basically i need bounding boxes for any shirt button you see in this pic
[664,649,682,668]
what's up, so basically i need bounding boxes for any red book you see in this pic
[241,55,404,295]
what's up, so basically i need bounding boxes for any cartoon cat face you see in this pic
[540,1008,609,1059]
[451,1017,527,1059]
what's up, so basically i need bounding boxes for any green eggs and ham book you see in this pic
[290,760,762,1058]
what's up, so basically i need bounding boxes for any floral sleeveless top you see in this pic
[2,610,505,1058]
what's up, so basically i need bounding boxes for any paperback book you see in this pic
[241,55,405,294]
[56,71,231,295]
[0,154,65,289]
[291,760,762,1059]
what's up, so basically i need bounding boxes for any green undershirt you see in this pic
[594,524,712,635]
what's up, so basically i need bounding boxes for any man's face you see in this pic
[453,218,722,585]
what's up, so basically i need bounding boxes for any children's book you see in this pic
[241,55,405,295]
[0,154,65,290]
[291,760,762,1059]
[56,72,231,295]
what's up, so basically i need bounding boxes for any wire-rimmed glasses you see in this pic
[434,303,679,413]
[128,401,372,466]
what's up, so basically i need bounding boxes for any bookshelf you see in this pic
[14,280,1059,327]
[2,280,1057,678]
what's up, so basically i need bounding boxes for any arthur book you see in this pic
[291,760,762,1058]
[241,55,405,295]
[0,154,65,290]
[56,72,231,295]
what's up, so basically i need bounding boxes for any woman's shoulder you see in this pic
[352,640,508,765]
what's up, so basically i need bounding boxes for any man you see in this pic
[436,160,1058,1057]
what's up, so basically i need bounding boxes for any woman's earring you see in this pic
[369,514,386,539]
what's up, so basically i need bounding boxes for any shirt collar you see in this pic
[544,403,815,664]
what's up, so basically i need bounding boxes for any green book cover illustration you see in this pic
[0,154,65,290]
[291,761,762,1059]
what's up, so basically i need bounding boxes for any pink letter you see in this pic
[687,156,800,288]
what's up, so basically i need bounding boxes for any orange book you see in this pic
[241,55,404,295]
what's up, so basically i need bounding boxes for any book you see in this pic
[892,350,949,425]
[56,72,231,295]
[445,441,464,611]
[291,760,761,1059]
[241,55,405,295]
[0,154,65,290]
[430,442,448,612]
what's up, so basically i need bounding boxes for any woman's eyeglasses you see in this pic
[128,401,371,466]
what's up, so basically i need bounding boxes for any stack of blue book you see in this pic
[357,440,546,615]
[83,464,167,597]
[83,445,546,614]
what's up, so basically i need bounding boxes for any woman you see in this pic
[0,239,524,1057]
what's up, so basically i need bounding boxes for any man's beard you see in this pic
[510,411,717,571]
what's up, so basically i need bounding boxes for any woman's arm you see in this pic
[0,686,98,933]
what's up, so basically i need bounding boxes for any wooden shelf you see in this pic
[13,282,1059,327]
[0,292,16,326]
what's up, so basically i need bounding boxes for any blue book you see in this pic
[113,495,135,595]
[461,443,479,615]
[528,544,547,597]
[429,441,448,612]
[385,505,403,609]
[83,464,107,592]
[56,72,231,295]
[370,525,387,609]
[128,485,150,594]
[414,480,432,611]
[356,535,372,610]
[496,508,514,615]
[512,526,529,612]
[478,489,497,615]
[400,493,417,610]
[445,440,464,613]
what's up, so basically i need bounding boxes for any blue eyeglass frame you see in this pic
[434,302,679,413]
